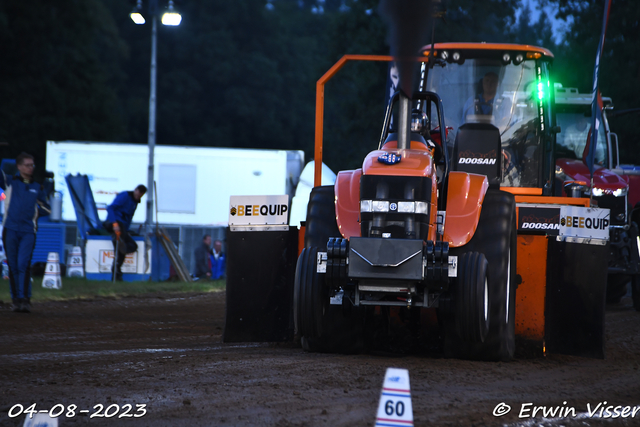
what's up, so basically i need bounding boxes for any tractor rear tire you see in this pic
[632,275,640,312]
[454,189,517,361]
[305,186,340,249]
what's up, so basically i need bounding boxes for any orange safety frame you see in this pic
[314,55,393,187]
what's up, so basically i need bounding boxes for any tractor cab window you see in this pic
[556,110,608,167]
[425,57,546,187]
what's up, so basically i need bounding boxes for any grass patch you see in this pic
[0,277,225,302]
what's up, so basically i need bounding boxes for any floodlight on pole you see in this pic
[130,0,146,24]
[162,1,182,26]
[130,12,145,24]
[127,0,182,237]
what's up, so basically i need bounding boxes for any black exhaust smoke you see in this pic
[378,0,434,99]
[379,0,434,149]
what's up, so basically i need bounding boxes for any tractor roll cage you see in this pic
[314,55,392,188]
[380,90,450,208]
[313,55,448,206]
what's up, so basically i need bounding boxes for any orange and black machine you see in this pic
[411,43,609,358]
[225,44,610,359]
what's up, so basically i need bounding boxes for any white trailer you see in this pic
[46,141,304,226]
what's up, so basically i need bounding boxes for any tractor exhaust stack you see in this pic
[398,91,411,150]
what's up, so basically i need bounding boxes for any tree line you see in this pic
[0,0,637,179]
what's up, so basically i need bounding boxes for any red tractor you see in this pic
[554,86,640,308]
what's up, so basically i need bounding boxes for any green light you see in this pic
[536,80,549,100]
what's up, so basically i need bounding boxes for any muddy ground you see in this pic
[0,289,639,427]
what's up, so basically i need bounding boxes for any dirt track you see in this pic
[1,290,639,427]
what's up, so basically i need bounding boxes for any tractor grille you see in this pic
[594,194,627,225]
[360,175,432,240]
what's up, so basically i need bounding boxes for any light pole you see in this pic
[130,0,181,234]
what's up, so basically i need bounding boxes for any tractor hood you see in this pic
[556,158,629,194]
[362,141,434,177]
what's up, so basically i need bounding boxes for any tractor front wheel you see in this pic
[606,275,630,304]
[293,247,325,343]
[449,189,517,361]
[295,185,363,353]
[455,252,490,343]
[294,246,362,353]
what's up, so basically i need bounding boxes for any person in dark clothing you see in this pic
[194,234,212,279]
[1,152,51,313]
[104,184,146,281]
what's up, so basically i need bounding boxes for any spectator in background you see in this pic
[104,184,146,281]
[1,152,51,313]
[210,239,226,280]
[194,234,212,280]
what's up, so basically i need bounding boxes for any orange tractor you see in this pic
[293,43,611,360]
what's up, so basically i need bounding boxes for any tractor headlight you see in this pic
[398,201,415,213]
[613,187,628,197]
[591,187,628,197]
[361,200,391,212]
[415,201,429,214]
[362,199,428,215]
[373,201,390,212]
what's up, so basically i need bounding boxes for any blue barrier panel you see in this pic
[33,223,66,265]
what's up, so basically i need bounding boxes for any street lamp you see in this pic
[161,1,182,26]
[129,0,181,235]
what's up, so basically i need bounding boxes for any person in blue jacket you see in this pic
[1,152,51,313]
[104,184,146,281]
[210,239,226,280]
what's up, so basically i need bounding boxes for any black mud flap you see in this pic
[545,238,609,358]
[223,228,298,343]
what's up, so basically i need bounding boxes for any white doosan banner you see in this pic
[229,195,289,226]
[559,206,610,240]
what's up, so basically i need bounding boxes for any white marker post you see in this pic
[42,252,62,290]
[66,245,84,277]
[23,412,58,427]
[375,367,414,427]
